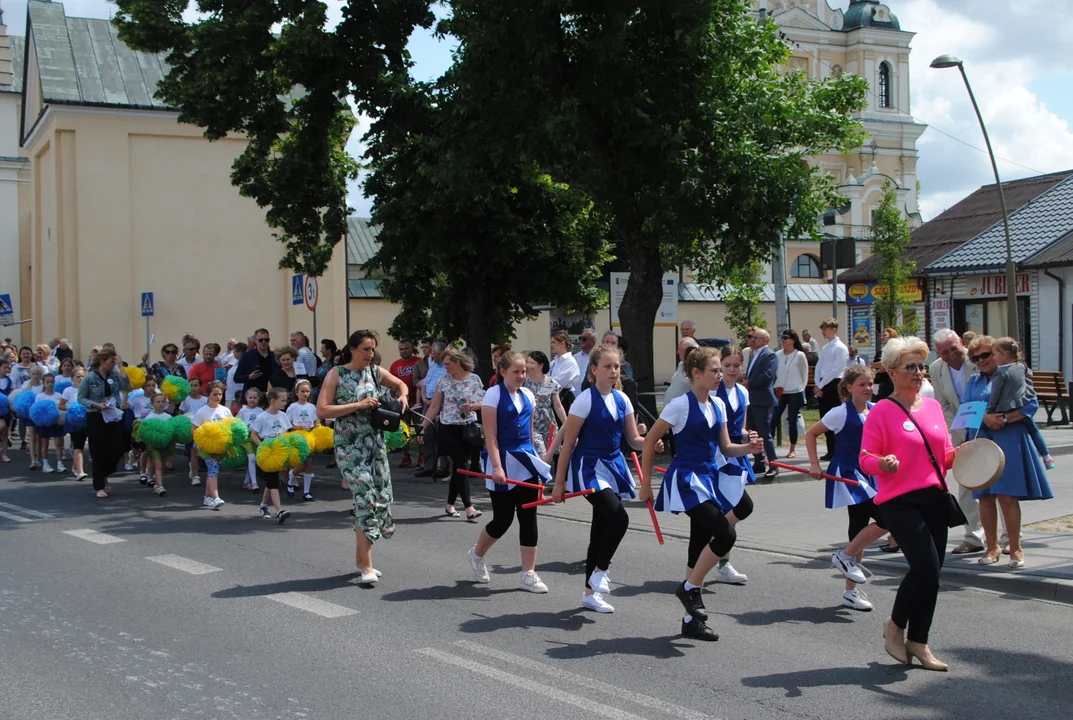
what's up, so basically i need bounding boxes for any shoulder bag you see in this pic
[370,366,403,433]
[885,398,969,529]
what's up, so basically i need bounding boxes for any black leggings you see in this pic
[584,489,630,588]
[686,492,753,568]
[485,485,540,546]
[86,413,124,491]
[439,424,476,508]
[880,487,949,644]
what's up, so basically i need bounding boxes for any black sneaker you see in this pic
[303,493,315,502]
[260,505,271,519]
[675,582,709,621]
[139,474,149,486]
[277,509,291,524]
[681,618,719,642]
[285,484,296,498]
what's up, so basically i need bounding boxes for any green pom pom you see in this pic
[162,376,190,403]
[285,432,311,465]
[223,417,249,447]
[170,415,193,444]
[220,446,247,471]
[137,418,175,450]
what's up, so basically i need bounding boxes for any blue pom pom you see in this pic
[13,391,35,419]
[0,393,8,416]
[54,378,73,395]
[30,398,60,426]
[64,402,87,432]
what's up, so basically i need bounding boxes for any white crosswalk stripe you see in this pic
[0,502,56,523]
[62,529,126,545]
[146,555,222,575]
[265,592,358,618]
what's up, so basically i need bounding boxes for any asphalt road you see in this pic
[1,454,1070,720]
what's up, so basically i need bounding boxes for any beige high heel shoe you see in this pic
[882,617,907,664]
[904,641,949,671]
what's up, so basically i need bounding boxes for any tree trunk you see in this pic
[618,242,663,417]
[464,290,494,384]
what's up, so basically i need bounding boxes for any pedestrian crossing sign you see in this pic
[0,293,12,326]
[140,292,154,317]
[292,275,304,306]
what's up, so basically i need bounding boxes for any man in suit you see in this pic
[744,327,779,478]
[931,328,989,554]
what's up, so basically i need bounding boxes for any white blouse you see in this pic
[775,349,808,393]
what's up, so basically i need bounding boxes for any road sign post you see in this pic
[141,292,154,362]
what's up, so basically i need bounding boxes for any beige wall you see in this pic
[23,107,347,361]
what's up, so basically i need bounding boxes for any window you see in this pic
[878,62,892,108]
[791,254,823,279]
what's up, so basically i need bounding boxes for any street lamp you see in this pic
[930,54,1019,340]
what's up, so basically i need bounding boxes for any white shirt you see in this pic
[129,392,153,420]
[549,353,581,394]
[177,355,201,375]
[36,391,61,408]
[295,346,318,377]
[659,394,727,434]
[949,362,969,399]
[920,379,935,399]
[571,351,590,393]
[482,385,536,414]
[249,411,291,440]
[179,395,208,417]
[238,406,263,426]
[807,338,820,355]
[61,386,80,407]
[145,411,172,423]
[815,336,849,389]
[568,388,634,420]
[775,350,808,393]
[191,403,233,427]
[218,351,235,368]
[820,403,869,434]
[225,363,243,405]
[286,401,318,429]
[718,383,750,412]
[663,364,692,405]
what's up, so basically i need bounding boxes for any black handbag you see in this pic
[370,366,403,433]
[885,398,969,529]
[462,420,485,447]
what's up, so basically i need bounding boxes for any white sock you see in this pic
[471,547,483,559]
[683,615,693,624]
[246,454,256,483]
[288,470,296,488]
[303,473,313,494]
[684,581,700,591]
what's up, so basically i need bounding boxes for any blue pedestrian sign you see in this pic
[292,275,304,306]
[140,292,155,317]
[0,293,12,326]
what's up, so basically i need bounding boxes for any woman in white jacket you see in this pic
[773,330,808,458]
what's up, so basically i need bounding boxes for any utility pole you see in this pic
[772,235,790,336]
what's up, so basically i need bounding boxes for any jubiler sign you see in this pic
[964,273,1032,298]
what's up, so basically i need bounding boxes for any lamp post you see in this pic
[930,54,1019,340]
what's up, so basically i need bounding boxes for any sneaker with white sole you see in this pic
[153,485,167,497]
[842,588,874,611]
[139,474,149,486]
[190,476,202,487]
[55,462,66,473]
[468,549,490,583]
[276,509,291,524]
[589,569,611,594]
[581,592,614,613]
[357,565,383,579]
[42,462,55,474]
[260,504,271,518]
[520,570,548,593]
[713,561,747,584]
[358,567,379,584]
[211,497,225,510]
[832,552,867,584]
[203,496,215,508]
[124,463,134,472]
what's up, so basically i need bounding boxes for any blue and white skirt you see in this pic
[824,459,878,509]
[480,445,551,493]
[654,461,717,514]
[567,451,636,499]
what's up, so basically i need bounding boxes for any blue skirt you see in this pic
[824,459,878,509]
[480,445,551,493]
[567,451,636,499]
[36,423,66,439]
[654,461,718,514]
[974,424,1053,501]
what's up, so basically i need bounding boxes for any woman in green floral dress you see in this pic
[317,330,409,585]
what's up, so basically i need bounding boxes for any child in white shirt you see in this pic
[35,374,65,473]
[129,377,157,484]
[238,388,264,491]
[59,367,87,480]
[285,380,319,501]
[144,393,174,497]
[249,387,292,524]
[179,377,208,487]
[191,381,234,510]
[22,365,45,469]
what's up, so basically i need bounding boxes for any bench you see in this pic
[1034,370,1069,425]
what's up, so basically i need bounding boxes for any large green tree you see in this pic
[113,0,435,276]
[872,182,919,335]
[442,0,867,396]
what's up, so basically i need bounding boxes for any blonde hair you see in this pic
[551,330,573,351]
[839,365,875,401]
[685,347,719,383]
[276,346,299,361]
[966,334,994,357]
[443,346,475,372]
[880,336,929,370]
[993,336,1023,363]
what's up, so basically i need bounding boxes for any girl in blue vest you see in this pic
[468,351,554,593]
[641,347,763,641]
[708,345,757,585]
[552,344,660,614]
[805,364,884,611]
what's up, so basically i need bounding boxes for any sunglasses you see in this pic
[745,334,755,340]
[257,338,271,343]
[969,352,991,363]
[164,349,178,355]
[900,363,925,375]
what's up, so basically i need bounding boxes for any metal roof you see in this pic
[838,169,1073,283]
[1,35,24,93]
[679,282,845,303]
[1023,230,1073,269]
[348,279,384,299]
[24,1,170,109]
[346,217,381,265]
[926,174,1073,274]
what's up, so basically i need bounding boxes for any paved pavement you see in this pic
[2,445,1072,719]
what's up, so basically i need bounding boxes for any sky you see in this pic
[4,0,1072,222]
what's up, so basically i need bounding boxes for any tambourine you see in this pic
[952,438,1005,491]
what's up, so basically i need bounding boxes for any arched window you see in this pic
[878,62,892,108]
[791,254,823,279]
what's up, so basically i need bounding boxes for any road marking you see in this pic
[0,510,33,523]
[0,502,55,519]
[453,640,713,720]
[63,529,126,545]
[146,555,222,575]
[265,592,358,618]
[415,647,647,720]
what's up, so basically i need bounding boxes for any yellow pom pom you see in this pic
[309,425,334,453]
[125,366,147,390]
[257,437,291,473]
[193,421,230,457]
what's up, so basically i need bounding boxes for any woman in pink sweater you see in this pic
[860,336,956,672]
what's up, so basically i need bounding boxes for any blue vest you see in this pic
[673,393,724,468]
[715,383,747,441]
[495,386,533,452]
[834,400,870,474]
[575,386,627,460]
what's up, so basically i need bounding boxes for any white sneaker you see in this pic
[842,588,874,611]
[713,561,748,584]
[203,496,215,508]
[56,462,66,473]
[520,570,548,593]
[582,592,614,613]
[42,462,55,474]
[190,476,202,487]
[124,463,134,472]
[468,549,490,583]
[832,552,867,584]
[588,569,611,594]
[358,569,379,584]
[355,566,384,579]
[211,497,225,510]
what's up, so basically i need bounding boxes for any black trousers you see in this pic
[86,413,124,491]
[686,492,754,568]
[880,487,949,644]
[439,424,476,508]
[817,379,842,455]
[584,489,630,588]
[485,485,540,546]
[772,391,805,446]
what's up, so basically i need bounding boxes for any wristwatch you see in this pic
[1001,412,1008,426]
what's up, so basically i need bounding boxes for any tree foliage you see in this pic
[871,182,918,336]
[719,261,769,342]
[112,0,435,275]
